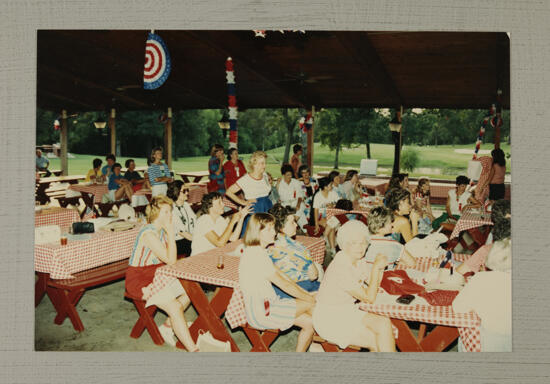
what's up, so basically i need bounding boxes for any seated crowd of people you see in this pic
[73,142,510,352]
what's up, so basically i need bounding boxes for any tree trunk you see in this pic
[365,127,371,159]
[282,109,293,163]
[333,143,340,169]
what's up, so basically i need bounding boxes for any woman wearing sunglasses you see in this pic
[167,181,197,257]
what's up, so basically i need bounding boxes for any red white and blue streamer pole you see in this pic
[143,31,171,90]
[226,57,238,149]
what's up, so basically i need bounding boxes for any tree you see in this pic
[316,109,356,169]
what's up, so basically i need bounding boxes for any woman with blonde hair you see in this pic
[225,150,274,236]
[125,195,198,351]
[239,213,316,352]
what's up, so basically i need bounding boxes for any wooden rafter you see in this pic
[186,31,320,108]
[334,31,404,106]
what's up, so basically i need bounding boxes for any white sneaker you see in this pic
[159,324,177,347]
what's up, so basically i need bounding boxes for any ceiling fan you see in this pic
[274,71,333,85]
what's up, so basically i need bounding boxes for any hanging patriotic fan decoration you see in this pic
[53,118,60,131]
[226,57,238,149]
[143,31,171,90]
[299,112,314,133]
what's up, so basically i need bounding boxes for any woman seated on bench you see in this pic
[125,195,198,351]
[313,220,396,351]
[239,213,316,352]
[267,204,323,298]
[107,163,133,202]
[190,192,251,256]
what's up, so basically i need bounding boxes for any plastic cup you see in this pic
[60,236,68,246]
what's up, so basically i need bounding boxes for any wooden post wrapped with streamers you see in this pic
[226,57,238,149]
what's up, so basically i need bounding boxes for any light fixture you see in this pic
[388,114,402,132]
[94,120,106,129]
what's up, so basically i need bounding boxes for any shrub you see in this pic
[401,147,420,172]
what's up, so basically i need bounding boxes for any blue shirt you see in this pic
[108,174,125,190]
[36,156,49,169]
[208,157,225,192]
[148,163,170,186]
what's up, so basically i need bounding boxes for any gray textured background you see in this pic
[1,0,549,382]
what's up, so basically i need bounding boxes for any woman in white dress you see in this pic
[313,220,396,351]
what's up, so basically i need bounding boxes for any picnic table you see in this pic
[359,256,482,352]
[68,183,108,203]
[35,223,142,330]
[38,169,63,177]
[358,177,389,195]
[447,209,493,252]
[36,175,86,204]
[149,236,325,351]
[177,171,210,183]
[35,206,80,230]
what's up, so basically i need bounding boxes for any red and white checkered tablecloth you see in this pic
[147,236,326,329]
[35,207,80,229]
[69,184,109,203]
[188,184,208,205]
[449,210,493,240]
[325,208,370,222]
[359,178,388,194]
[358,256,482,352]
[34,224,141,280]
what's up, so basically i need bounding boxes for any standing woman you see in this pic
[223,147,247,190]
[148,147,173,197]
[484,148,507,202]
[225,150,274,236]
[290,144,303,178]
[125,195,198,351]
[207,144,226,194]
[167,181,197,257]
[239,213,316,352]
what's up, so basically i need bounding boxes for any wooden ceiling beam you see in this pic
[334,31,404,106]
[186,31,320,108]
[39,65,151,109]
[37,89,97,111]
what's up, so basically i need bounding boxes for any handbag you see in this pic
[72,221,94,234]
[196,330,231,352]
[380,270,426,296]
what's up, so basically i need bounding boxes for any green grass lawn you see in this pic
[45,142,510,181]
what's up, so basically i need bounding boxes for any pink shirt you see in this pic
[491,164,506,184]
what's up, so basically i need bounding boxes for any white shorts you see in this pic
[145,278,187,308]
[152,184,168,197]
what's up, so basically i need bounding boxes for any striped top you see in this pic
[129,224,167,267]
[148,163,171,186]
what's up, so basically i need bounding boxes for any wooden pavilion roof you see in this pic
[37,30,510,112]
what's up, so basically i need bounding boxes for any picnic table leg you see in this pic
[391,319,424,352]
[36,183,50,204]
[35,272,49,307]
[242,326,279,352]
[180,176,191,183]
[180,281,240,352]
[53,288,85,331]
[419,325,459,352]
[192,176,203,183]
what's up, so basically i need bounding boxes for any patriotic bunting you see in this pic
[299,112,314,133]
[226,57,238,149]
[53,119,60,131]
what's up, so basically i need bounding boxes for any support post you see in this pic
[165,107,173,169]
[391,106,403,176]
[108,108,116,156]
[307,106,315,173]
[60,110,68,176]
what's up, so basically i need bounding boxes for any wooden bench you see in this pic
[44,259,129,331]
[56,192,97,219]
